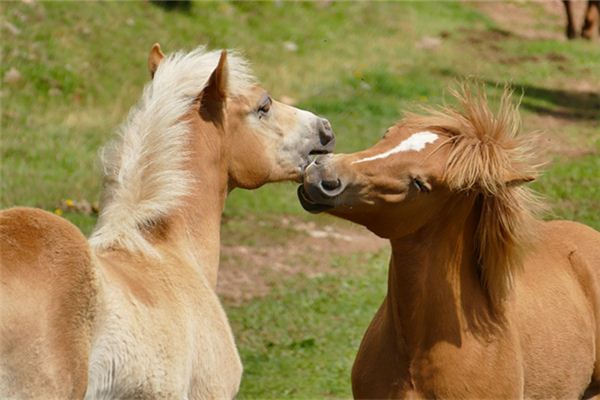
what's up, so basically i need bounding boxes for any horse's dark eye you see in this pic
[258,96,272,118]
[413,177,431,193]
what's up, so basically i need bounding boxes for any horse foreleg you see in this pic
[582,0,600,39]
[563,0,578,39]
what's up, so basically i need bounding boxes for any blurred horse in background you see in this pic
[563,0,600,39]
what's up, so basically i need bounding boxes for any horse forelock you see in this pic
[400,85,545,308]
[89,46,256,256]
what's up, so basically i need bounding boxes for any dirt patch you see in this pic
[217,216,387,304]
[524,113,598,159]
[468,1,567,41]
[457,25,572,68]
[456,27,506,56]
[496,52,571,66]
[469,0,598,41]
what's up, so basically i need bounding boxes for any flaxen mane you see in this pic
[404,86,544,306]
[89,46,255,255]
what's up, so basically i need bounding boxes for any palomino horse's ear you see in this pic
[505,171,535,187]
[148,43,165,79]
[205,50,229,102]
[199,50,228,124]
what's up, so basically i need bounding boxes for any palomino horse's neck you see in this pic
[160,114,229,288]
[387,194,499,354]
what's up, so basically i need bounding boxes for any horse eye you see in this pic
[257,96,272,118]
[412,178,430,193]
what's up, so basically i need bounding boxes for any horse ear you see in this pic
[148,43,165,79]
[205,50,228,102]
[199,50,228,125]
[505,171,535,187]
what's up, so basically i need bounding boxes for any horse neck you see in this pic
[386,194,497,353]
[164,116,229,288]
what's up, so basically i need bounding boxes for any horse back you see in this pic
[547,220,600,388]
[0,207,97,399]
[542,220,600,312]
[518,220,600,397]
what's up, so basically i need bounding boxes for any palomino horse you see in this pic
[299,88,600,398]
[0,44,334,398]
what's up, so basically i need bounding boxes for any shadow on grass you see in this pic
[484,79,600,121]
[150,0,192,13]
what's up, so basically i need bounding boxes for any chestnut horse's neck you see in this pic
[160,114,229,288]
[386,194,501,354]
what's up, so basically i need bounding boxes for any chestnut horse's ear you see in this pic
[199,50,228,125]
[148,43,165,79]
[505,171,535,187]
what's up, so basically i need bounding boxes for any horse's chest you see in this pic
[84,285,241,400]
[353,323,522,398]
[409,342,522,398]
[85,303,189,399]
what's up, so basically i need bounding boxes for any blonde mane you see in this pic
[404,86,544,306]
[89,46,255,255]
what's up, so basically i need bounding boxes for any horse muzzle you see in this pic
[298,154,346,213]
[309,118,336,155]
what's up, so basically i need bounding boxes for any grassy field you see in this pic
[1,1,599,398]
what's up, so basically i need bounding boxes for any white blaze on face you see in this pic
[352,131,439,164]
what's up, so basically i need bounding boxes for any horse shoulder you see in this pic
[0,207,97,399]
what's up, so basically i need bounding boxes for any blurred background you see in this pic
[1,1,599,397]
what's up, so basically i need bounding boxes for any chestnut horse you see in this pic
[299,88,600,398]
[563,0,599,39]
[0,44,334,398]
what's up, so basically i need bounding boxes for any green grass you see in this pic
[534,153,600,229]
[1,1,599,398]
[229,250,389,399]
[5,1,597,217]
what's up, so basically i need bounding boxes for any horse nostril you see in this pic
[318,118,334,146]
[321,178,341,192]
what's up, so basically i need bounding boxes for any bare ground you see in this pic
[217,216,387,303]
[470,0,593,41]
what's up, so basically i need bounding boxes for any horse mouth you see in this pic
[297,185,333,213]
[299,153,325,177]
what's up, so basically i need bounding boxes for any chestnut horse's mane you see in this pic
[90,46,255,255]
[403,86,544,306]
